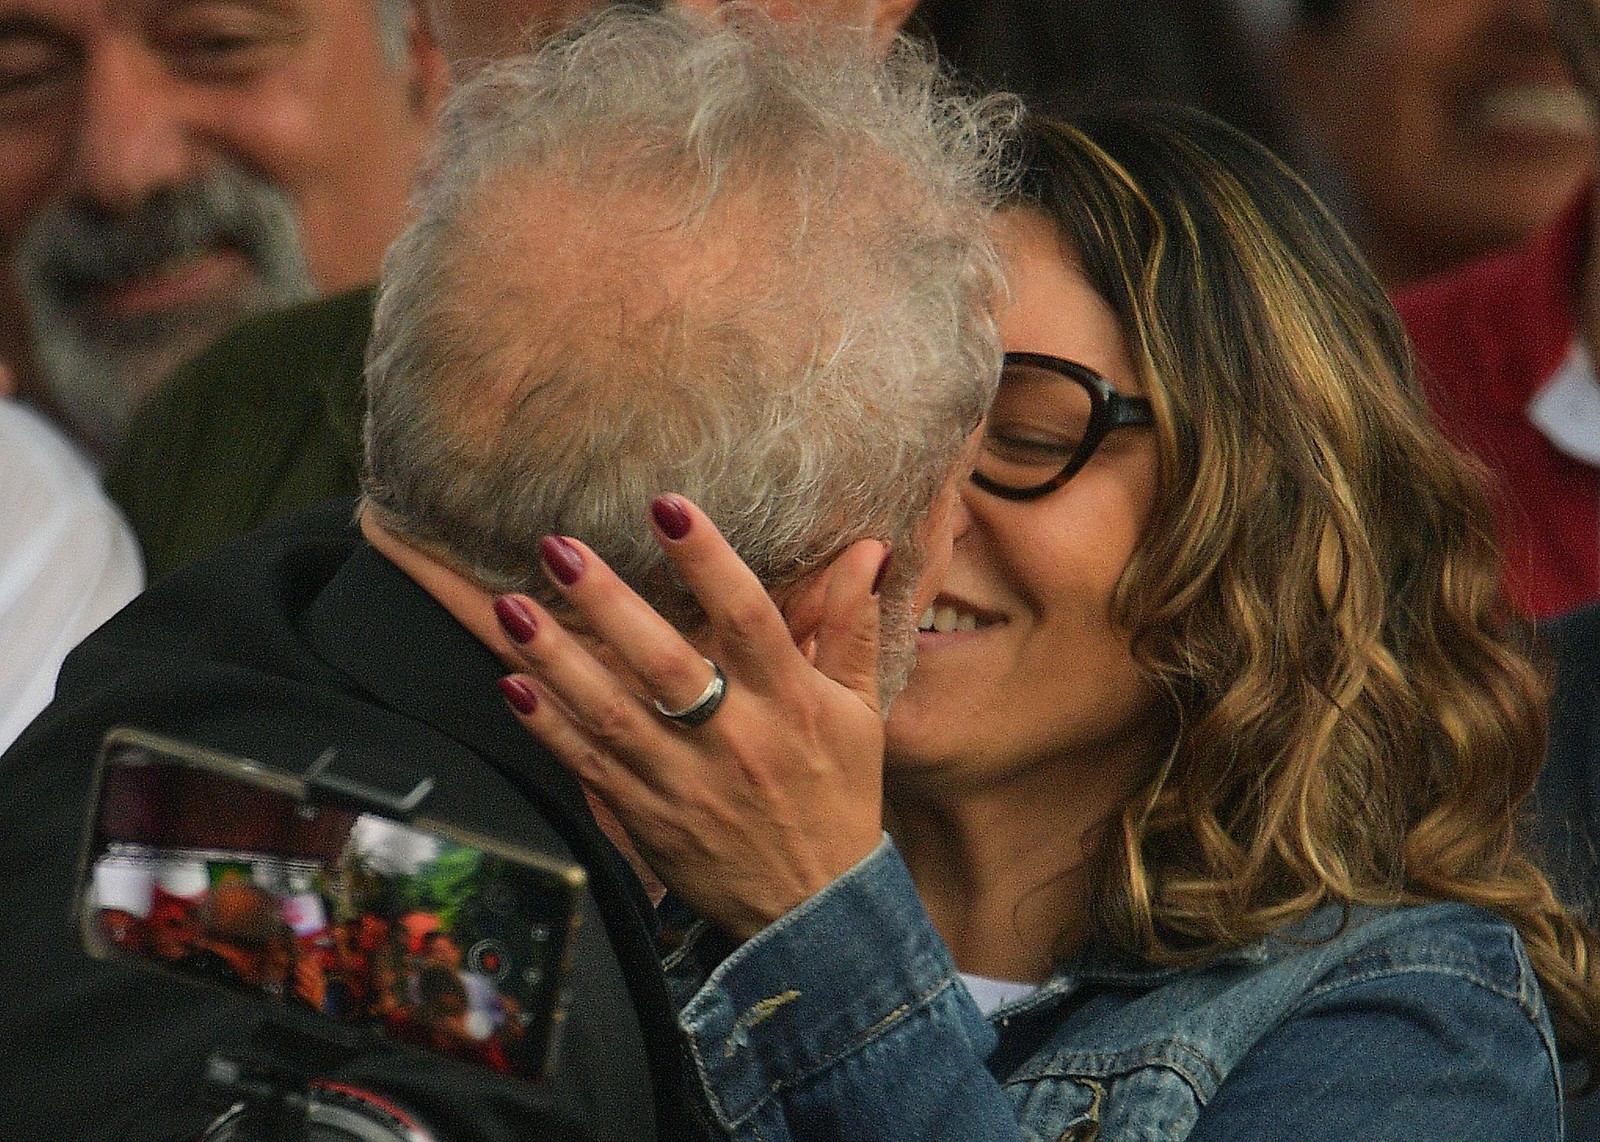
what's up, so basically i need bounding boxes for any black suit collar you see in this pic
[297,539,601,838]
[298,535,711,1137]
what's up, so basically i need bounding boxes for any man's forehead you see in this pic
[0,0,101,29]
[0,0,317,33]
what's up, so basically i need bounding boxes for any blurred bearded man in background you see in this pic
[0,0,449,455]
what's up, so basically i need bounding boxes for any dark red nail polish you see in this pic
[493,596,538,644]
[651,495,692,541]
[871,547,892,597]
[540,535,584,586]
[498,676,538,716]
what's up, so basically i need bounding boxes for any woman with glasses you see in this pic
[486,105,1600,1139]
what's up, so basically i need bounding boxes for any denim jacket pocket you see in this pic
[1008,1075,1103,1141]
[1003,1046,1214,1142]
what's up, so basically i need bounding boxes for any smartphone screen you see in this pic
[75,729,586,1084]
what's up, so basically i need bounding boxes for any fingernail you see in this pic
[871,547,892,597]
[540,535,584,586]
[497,676,538,716]
[650,494,692,541]
[493,596,538,644]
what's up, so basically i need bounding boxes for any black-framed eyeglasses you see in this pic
[971,351,1154,501]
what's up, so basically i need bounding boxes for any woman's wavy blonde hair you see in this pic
[1013,106,1600,1074]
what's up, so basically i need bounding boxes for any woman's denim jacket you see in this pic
[665,838,1564,1141]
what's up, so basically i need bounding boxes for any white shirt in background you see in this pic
[0,399,143,750]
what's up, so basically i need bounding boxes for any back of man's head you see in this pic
[363,5,1011,684]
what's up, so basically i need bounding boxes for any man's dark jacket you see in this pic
[1537,601,1600,922]
[0,500,707,1141]
[1532,601,1600,1139]
[106,289,374,580]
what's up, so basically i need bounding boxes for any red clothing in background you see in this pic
[1397,191,1598,621]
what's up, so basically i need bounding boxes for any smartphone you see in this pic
[74,727,587,1085]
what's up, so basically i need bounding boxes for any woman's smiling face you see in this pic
[884,210,1166,798]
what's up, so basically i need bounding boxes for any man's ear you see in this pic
[406,5,452,119]
[776,538,889,662]
[777,570,831,662]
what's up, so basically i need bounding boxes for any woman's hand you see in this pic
[487,494,890,942]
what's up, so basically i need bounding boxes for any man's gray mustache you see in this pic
[14,168,310,304]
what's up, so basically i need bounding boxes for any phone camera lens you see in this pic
[467,938,512,981]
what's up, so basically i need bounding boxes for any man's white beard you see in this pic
[13,165,318,451]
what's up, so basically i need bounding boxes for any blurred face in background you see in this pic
[422,0,599,71]
[0,0,445,448]
[1284,0,1595,286]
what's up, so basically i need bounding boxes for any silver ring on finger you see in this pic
[653,658,727,728]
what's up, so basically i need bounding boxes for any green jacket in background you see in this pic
[104,287,375,580]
